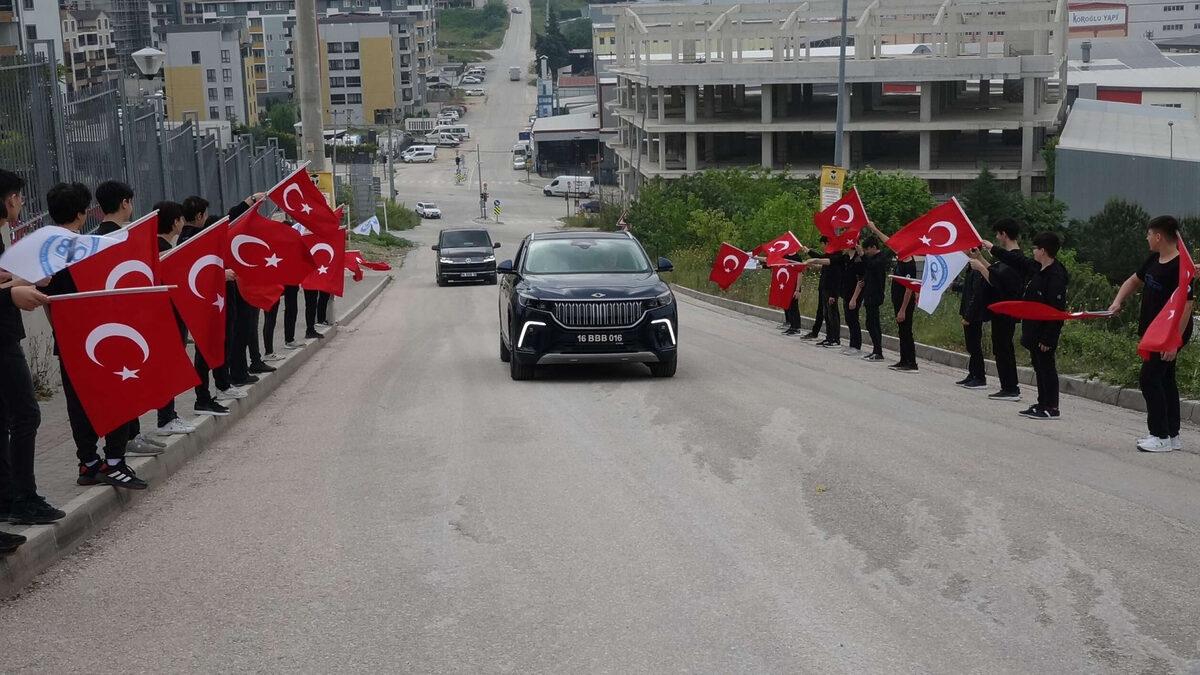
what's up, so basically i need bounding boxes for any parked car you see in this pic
[578,199,602,214]
[415,202,442,219]
[543,175,595,197]
[434,135,462,148]
[513,154,528,170]
[465,88,486,96]
[461,76,482,85]
[511,6,523,12]
[443,105,467,116]
[433,227,500,286]
[403,149,436,163]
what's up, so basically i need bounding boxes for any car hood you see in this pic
[439,246,493,259]
[521,272,665,300]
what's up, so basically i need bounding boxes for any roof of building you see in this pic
[531,110,600,134]
[1068,65,1200,90]
[156,22,242,35]
[1155,34,1200,50]
[558,75,597,88]
[62,9,105,21]
[1059,98,1200,163]
[1066,36,1200,72]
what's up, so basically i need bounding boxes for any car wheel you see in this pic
[486,273,497,285]
[436,276,448,287]
[648,354,677,378]
[500,334,511,362]
[509,355,535,380]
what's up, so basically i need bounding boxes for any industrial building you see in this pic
[603,0,1068,200]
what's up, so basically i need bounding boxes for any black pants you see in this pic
[964,320,986,381]
[992,316,1019,392]
[226,282,247,381]
[807,291,825,336]
[263,286,300,353]
[824,295,840,343]
[303,289,319,334]
[783,297,801,330]
[1141,353,1181,438]
[157,317,186,428]
[842,296,861,349]
[896,305,916,366]
[1029,347,1059,411]
[315,291,330,324]
[60,362,127,464]
[231,291,261,374]
[194,349,229,404]
[865,304,882,355]
[0,340,41,501]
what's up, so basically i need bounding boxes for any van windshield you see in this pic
[441,230,490,248]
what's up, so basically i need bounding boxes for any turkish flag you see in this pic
[768,263,804,309]
[301,208,346,297]
[1139,239,1195,360]
[158,220,229,367]
[225,202,317,289]
[890,275,923,298]
[267,164,341,237]
[50,287,200,436]
[67,212,159,292]
[344,250,365,282]
[815,188,870,253]
[754,231,803,258]
[360,259,391,271]
[708,243,751,290]
[887,198,983,259]
[989,301,1114,322]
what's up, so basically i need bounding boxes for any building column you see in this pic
[686,131,697,171]
[1020,124,1033,196]
[658,86,665,123]
[735,84,745,108]
[919,131,932,171]
[978,78,990,105]
[920,81,934,123]
[660,132,668,172]
[685,85,697,123]
[704,85,716,117]
[762,131,774,169]
[1023,76,1037,119]
[761,84,773,124]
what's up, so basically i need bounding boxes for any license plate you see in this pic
[460,272,477,277]
[576,333,623,344]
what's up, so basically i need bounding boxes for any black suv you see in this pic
[496,231,677,380]
[432,228,501,285]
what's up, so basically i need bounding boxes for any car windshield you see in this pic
[523,239,651,275]
[441,230,488,248]
[422,203,439,210]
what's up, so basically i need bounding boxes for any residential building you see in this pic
[0,0,65,65]
[78,0,157,73]
[157,22,259,125]
[604,0,1066,199]
[61,9,119,92]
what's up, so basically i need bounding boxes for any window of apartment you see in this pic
[345,76,361,87]
[208,87,218,100]
[25,26,36,41]
[343,41,359,53]
[224,86,234,98]
[327,42,342,53]
[329,76,345,87]
[226,105,235,118]
[329,59,343,70]
[347,93,363,104]
[1152,103,1183,108]
[255,64,266,74]
[222,68,232,82]
[22,0,33,9]
[209,106,220,118]
[1164,23,1184,30]
[1164,4,1185,11]
[330,94,346,104]
[207,68,217,82]
[191,50,201,64]
[344,58,360,69]
[221,49,231,63]
[250,18,263,27]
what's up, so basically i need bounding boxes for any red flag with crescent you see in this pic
[754,231,803,258]
[159,220,229,367]
[887,197,983,259]
[815,188,870,253]
[768,262,804,309]
[267,164,341,237]
[988,301,1114,322]
[301,207,346,296]
[49,287,199,436]
[66,212,159,292]
[1139,238,1195,360]
[708,243,751,291]
[890,275,922,298]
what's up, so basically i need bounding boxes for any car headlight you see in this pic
[439,257,453,264]
[482,255,495,263]
[645,290,674,309]
[517,293,552,310]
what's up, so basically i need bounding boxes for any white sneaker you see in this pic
[841,347,861,357]
[133,433,167,448]
[126,436,165,456]
[261,352,286,362]
[1137,434,1158,446]
[315,321,332,328]
[1171,435,1182,451]
[1137,436,1174,452]
[284,340,303,350]
[156,418,196,436]
[215,386,248,401]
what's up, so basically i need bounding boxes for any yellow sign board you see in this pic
[819,165,846,210]
[308,170,334,207]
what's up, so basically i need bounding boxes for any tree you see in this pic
[959,167,1017,232]
[1069,198,1151,284]
[562,19,593,51]
[536,8,571,74]
[267,101,296,135]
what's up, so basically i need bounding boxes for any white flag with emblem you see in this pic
[353,215,380,236]
[0,226,126,283]
[917,251,969,315]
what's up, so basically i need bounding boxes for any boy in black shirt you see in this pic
[859,238,889,361]
[839,249,865,356]
[863,220,918,371]
[968,219,1025,402]
[1109,215,1195,452]
[152,201,205,433]
[957,258,990,389]
[988,232,1069,420]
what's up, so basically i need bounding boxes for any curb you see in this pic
[0,275,393,599]
[671,283,1192,422]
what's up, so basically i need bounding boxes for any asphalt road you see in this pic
[3,8,1200,674]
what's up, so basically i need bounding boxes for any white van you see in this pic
[402,144,436,158]
[404,149,436,163]
[432,124,469,139]
[543,175,594,197]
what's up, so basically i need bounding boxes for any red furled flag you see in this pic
[886,198,983,259]
[768,262,805,309]
[67,212,159,291]
[159,220,229,367]
[267,164,341,237]
[345,250,365,282]
[708,243,751,290]
[301,207,346,297]
[1139,238,1195,360]
[815,188,870,253]
[989,301,1113,322]
[225,202,317,288]
[49,287,200,436]
[754,231,803,258]
[890,275,922,297]
[360,259,392,271]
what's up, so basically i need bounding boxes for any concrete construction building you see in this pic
[157,22,259,125]
[603,0,1067,200]
[60,9,119,92]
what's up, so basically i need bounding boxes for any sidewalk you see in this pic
[0,273,393,597]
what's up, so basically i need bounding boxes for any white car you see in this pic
[415,202,442,219]
[403,150,436,163]
[511,6,523,12]
[465,88,486,96]
[461,76,482,85]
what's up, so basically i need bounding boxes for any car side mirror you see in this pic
[496,260,515,274]
[657,257,674,273]
[431,244,440,251]
[493,242,501,249]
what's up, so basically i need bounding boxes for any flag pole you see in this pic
[46,285,178,302]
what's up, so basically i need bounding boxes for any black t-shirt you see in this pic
[1137,253,1195,339]
[891,258,918,309]
[44,266,79,356]
[0,235,25,343]
[94,220,121,236]
[862,252,889,307]
[837,253,865,299]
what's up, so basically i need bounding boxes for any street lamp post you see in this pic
[131,47,171,200]
[833,0,849,168]
[1169,121,1175,160]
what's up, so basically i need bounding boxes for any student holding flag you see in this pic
[1108,216,1195,452]
[957,256,990,390]
[859,238,889,361]
[967,219,1026,402]
[862,220,919,371]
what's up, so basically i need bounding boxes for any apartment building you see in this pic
[0,0,65,64]
[61,9,119,92]
[604,0,1066,198]
[157,22,259,125]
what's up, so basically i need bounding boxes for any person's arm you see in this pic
[864,220,888,244]
[848,262,864,309]
[1108,273,1143,313]
[898,288,914,321]
[1039,268,1070,350]
[2,286,49,310]
[989,246,1037,274]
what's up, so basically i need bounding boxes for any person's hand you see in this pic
[0,270,11,283]
[11,285,49,310]
[225,269,237,281]
[1107,299,1122,314]
[849,300,858,310]
[962,318,969,326]
[828,297,836,306]
[896,310,906,322]
[980,240,994,251]
[966,248,980,260]
[793,290,802,300]
[1163,349,1179,362]
[1039,343,1051,352]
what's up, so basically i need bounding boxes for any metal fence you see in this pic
[0,51,286,240]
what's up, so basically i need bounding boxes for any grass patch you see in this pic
[438,1,510,51]
[442,48,494,63]
[530,0,590,44]
[666,248,1200,398]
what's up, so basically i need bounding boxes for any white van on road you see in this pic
[542,176,594,197]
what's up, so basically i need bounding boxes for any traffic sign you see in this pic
[493,199,500,206]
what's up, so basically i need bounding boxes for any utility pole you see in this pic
[477,147,485,219]
[833,0,849,168]
[386,111,396,232]
[296,0,326,171]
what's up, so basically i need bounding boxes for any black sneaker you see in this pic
[821,341,842,348]
[248,361,277,374]
[959,377,987,390]
[988,389,1021,402]
[8,494,66,525]
[97,461,148,490]
[888,362,918,372]
[194,400,231,416]
[862,353,885,362]
[78,462,102,486]
[782,328,799,336]
[304,330,324,340]
[954,376,970,386]
[231,374,260,386]
[1019,405,1059,420]
[0,530,26,555]
[800,333,821,341]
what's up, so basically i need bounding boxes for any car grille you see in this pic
[552,300,644,328]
